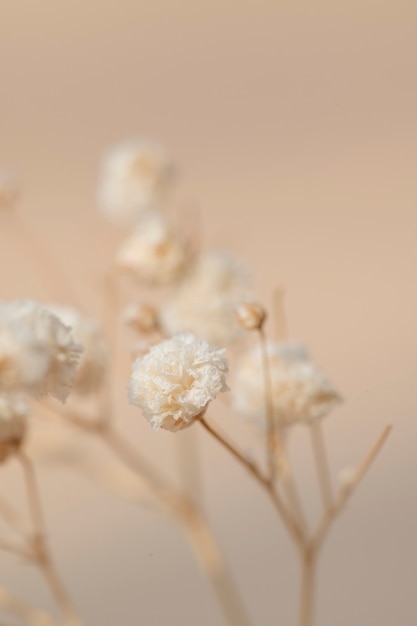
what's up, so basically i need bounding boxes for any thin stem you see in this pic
[16,451,82,626]
[281,465,308,536]
[258,327,279,481]
[176,429,204,506]
[0,587,58,626]
[100,424,252,626]
[0,494,28,536]
[311,424,392,552]
[298,550,316,626]
[0,535,30,559]
[200,417,304,551]
[310,421,333,512]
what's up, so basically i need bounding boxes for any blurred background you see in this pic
[0,1,416,625]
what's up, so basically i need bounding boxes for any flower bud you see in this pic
[236,302,266,331]
[123,304,159,334]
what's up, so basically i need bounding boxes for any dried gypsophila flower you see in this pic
[160,250,252,346]
[232,340,341,428]
[0,393,29,463]
[128,333,229,432]
[97,138,175,225]
[46,305,108,396]
[116,210,188,284]
[0,300,83,402]
[0,168,19,211]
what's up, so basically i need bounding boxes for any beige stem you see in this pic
[0,586,58,626]
[175,428,204,506]
[100,425,252,626]
[200,417,304,551]
[258,327,280,482]
[311,425,392,553]
[310,421,334,512]
[16,451,82,626]
[298,550,316,626]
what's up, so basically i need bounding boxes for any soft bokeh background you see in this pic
[0,1,416,625]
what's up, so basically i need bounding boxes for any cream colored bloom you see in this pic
[128,333,229,432]
[232,340,341,427]
[116,210,187,284]
[122,303,159,334]
[97,139,175,224]
[0,169,18,211]
[160,251,252,346]
[47,306,108,396]
[0,301,83,402]
[0,393,29,462]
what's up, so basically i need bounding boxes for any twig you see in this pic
[200,417,304,551]
[310,421,333,512]
[298,550,316,626]
[0,586,58,626]
[100,425,252,626]
[43,405,252,626]
[258,327,279,482]
[16,451,82,626]
[311,425,392,552]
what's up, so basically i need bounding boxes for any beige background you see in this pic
[0,1,416,625]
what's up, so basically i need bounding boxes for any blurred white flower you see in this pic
[122,303,159,334]
[116,210,188,284]
[128,333,229,432]
[97,139,175,224]
[0,301,83,402]
[0,169,19,211]
[232,340,341,428]
[47,306,108,396]
[0,393,29,462]
[160,251,252,346]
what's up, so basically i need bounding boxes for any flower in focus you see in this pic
[232,340,341,428]
[0,393,29,462]
[116,210,188,284]
[97,138,175,225]
[0,169,19,211]
[47,306,108,396]
[160,251,252,346]
[0,301,83,402]
[128,333,229,432]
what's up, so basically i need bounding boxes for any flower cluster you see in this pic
[97,138,175,225]
[128,333,229,432]
[160,251,252,345]
[116,210,188,285]
[232,340,341,428]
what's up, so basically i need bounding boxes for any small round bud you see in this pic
[236,302,266,331]
[123,304,159,334]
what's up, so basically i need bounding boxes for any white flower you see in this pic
[0,393,29,462]
[0,169,19,211]
[128,333,229,432]
[0,301,83,402]
[116,210,187,284]
[160,251,252,346]
[46,306,108,396]
[97,139,175,225]
[232,340,341,427]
